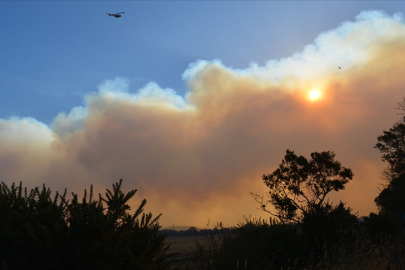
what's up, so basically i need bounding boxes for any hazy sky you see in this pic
[1,1,405,228]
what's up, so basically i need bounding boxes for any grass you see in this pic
[167,230,405,269]
[308,233,405,270]
[163,218,405,270]
[165,236,205,261]
[165,234,224,269]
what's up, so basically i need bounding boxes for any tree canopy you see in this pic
[252,150,353,223]
[371,105,405,237]
[375,117,405,179]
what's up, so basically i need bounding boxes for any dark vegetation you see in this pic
[0,179,176,270]
[2,98,405,269]
[159,226,235,238]
[184,97,405,269]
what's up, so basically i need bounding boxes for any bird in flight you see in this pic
[106,12,125,18]
[338,66,341,69]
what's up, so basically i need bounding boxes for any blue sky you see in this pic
[1,1,404,125]
[2,1,405,227]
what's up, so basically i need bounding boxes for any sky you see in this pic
[1,1,405,228]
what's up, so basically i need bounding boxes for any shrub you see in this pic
[191,217,308,270]
[0,179,176,270]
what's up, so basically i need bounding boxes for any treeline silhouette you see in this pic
[159,227,236,238]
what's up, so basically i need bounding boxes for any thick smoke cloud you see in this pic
[1,10,405,227]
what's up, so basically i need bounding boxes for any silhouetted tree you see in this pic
[375,116,405,179]
[375,175,405,215]
[251,150,354,223]
[369,100,405,237]
[366,171,405,237]
[250,149,358,266]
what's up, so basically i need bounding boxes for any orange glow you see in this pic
[308,89,322,101]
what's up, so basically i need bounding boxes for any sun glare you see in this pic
[308,89,322,101]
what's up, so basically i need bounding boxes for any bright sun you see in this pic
[309,89,322,101]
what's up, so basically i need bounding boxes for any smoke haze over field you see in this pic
[2,10,405,227]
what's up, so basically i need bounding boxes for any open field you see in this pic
[165,236,202,260]
[165,235,223,268]
[165,236,203,268]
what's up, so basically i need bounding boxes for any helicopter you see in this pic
[106,12,125,18]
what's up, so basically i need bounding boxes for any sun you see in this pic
[308,89,322,101]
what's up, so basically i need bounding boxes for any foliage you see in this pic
[371,101,405,237]
[189,217,309,270]
[252,149,353,223]
[187,98,405,269]
[375,117,405,179]
[364,172,405,239]
[159,227,235,237]
[309,230,405,270]
[0,179,176,270]
[300,201,359,263]
[375,175,405,214]
[243,149,358,268]
[187,220,405,270]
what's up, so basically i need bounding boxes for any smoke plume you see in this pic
[1,10,405,227]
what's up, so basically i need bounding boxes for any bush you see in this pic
[0,179,176,270]
[300,201,359,261]
[191,217,308,270]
